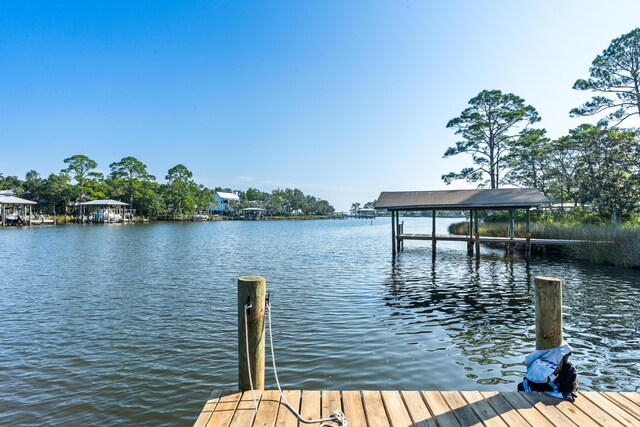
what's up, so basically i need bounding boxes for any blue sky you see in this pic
[2,1,639,211]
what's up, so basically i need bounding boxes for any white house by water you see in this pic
[210,191,240,213]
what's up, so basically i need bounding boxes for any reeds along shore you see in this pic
[449,221,640,268]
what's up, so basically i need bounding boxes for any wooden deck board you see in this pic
[401,390,437,427]
[195,390,640,427]
[480,391,532,427]
[362,390,390,427]
[581,392,639,426]
[422,391,463,427]
[381,390,412,427]
[342,390,367,427]
[322,390,342,421]
[300,390,322,427]
[193,390,223,427]
[515,392,577,426]
[603,392,640,421]
[441,391,484,427]
[205,391,242,427]
[521,392,598,427]
[460,391,509,427]
[252,390,281,427]
[229,391,260,426]
[274,390,300,427]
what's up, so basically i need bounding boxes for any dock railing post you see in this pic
[238,276,266,391]
[534,277,562,350]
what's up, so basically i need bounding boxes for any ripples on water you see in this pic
[0,218,638,426]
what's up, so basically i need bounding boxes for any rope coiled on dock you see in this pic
[243,302,347,426]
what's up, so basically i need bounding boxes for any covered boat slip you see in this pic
[0,196,37,226]
[195,389,640,427]
[374,188,553,257]
[77,199,133,223]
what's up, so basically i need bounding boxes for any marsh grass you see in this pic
[448,221,640,268]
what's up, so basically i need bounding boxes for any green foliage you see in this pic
[571,27,640,126]
[165,164,196,216]
[109,156,156,215]
[62,154,102,202]
[443,89,541,189]
[3,156,334,219]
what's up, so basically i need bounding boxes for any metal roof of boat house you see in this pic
[79,199,129,206]
[0,196,37,205]
[374,188,550,211]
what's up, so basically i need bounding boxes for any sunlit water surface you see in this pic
[0,218,638,426]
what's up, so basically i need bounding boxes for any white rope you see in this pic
[243,303,259,412]
[266,300,347,427]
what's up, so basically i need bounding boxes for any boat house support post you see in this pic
[391,211,396,257]
[395,211,401,253]
[525,208,531,259]
[431,210,436,260]
[508,208,515,253]
[467,210,474,256]
[474,211,480,260]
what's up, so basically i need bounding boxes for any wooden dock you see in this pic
[195,389,640,427]
[398,233,593,246]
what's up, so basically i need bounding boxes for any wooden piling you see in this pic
[474,212,480,259]
[467,210,474,256]
[238,276,266,391]
[395,213,401,253]
[525,209,531,259]
[534,277,563,350]
[431,210,436,259]
[391,211,396,257]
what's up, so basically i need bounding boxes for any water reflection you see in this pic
[382,246,640,390]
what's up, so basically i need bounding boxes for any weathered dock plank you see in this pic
[274,390,300,427]
[362,390,389,427]
[342,390,367,427]
[460,391,509,427]
[196,390,640,427]
[381,390,412,427]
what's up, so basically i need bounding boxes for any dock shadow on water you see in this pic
[0,218,638,425]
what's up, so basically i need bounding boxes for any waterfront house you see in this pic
[210,191,240,213]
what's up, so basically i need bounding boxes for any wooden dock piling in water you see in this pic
[535,276,563,350]
[238,276,266,392]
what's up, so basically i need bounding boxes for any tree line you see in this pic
[0,155,335,218]
[442,27,640,223]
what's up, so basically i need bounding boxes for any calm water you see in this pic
[0,218,639,426]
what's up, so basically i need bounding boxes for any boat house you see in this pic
[374,188,550,257]
[78,199,131,223]
[0,195,37,226]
